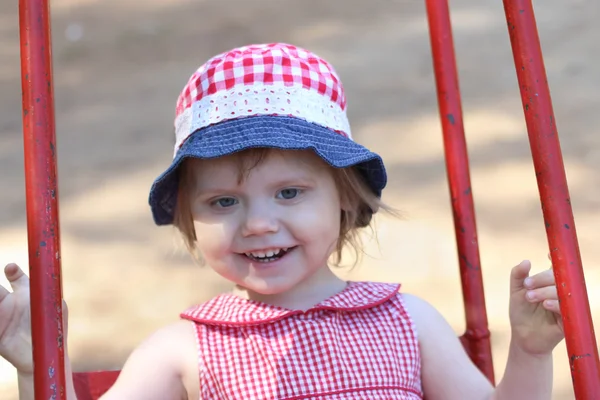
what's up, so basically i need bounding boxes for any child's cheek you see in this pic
[287,204,340,243]
[194,222,232,256]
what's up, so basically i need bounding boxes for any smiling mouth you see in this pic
[243,247,296,263]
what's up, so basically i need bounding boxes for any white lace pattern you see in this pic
[174,83,352,156]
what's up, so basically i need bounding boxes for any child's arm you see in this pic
[14,326,81,400]
[403,293,495,399]
[17,372,34,400]
[404,293,553,399]
[17,325,192,400]
[98,320,195,400]
[404,260,562,400]
[0,264,192,400]
[491,342,553,399]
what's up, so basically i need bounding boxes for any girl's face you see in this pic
[188,150,343,298]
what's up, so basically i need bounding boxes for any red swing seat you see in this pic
[73,372,120,400]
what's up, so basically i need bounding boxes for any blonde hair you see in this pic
[173,148,400,266]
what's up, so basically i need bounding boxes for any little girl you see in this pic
[1,43,564,399]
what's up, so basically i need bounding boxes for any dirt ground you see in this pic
[1,0,599,399]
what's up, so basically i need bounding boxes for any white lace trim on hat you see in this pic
[173,83,352,157]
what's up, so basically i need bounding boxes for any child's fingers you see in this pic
[4,264,28,292]
[5,263,22,280]
[510,260,532,293]
[0,264,21,302]
[524,268,555,289]
[526,285,557,302]
[543,299,561,315]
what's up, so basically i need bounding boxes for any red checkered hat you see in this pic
[173,43,351,155]
[149,43,386,225]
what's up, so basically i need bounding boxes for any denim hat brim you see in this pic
[148,115,387,225]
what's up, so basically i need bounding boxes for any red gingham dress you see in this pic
[180,281,423,399]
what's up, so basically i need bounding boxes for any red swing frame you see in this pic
[17,0,600,398]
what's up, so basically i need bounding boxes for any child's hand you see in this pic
[0,263,33,374]
[508,260,564,356]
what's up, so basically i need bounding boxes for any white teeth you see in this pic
[245,248,284,259]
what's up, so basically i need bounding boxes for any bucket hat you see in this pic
[149,43,387,225]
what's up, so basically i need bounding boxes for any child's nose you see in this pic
[241,206,279,237]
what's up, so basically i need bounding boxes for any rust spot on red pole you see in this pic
[425,0,495,384]
[502,1,600,398]
[18,0,67,399]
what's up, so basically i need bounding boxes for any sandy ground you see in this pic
[1,0,599,399]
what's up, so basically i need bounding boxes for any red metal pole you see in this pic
[18,0,67,399]
[502,1,600,398]
[425,0,495,384]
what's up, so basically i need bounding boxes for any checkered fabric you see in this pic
[181,282,423,399]
[173,43,351,156]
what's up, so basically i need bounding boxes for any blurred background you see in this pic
[1,0,599,398]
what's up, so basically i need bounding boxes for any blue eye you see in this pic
[277,188,300,200]
[213,197,238,208]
